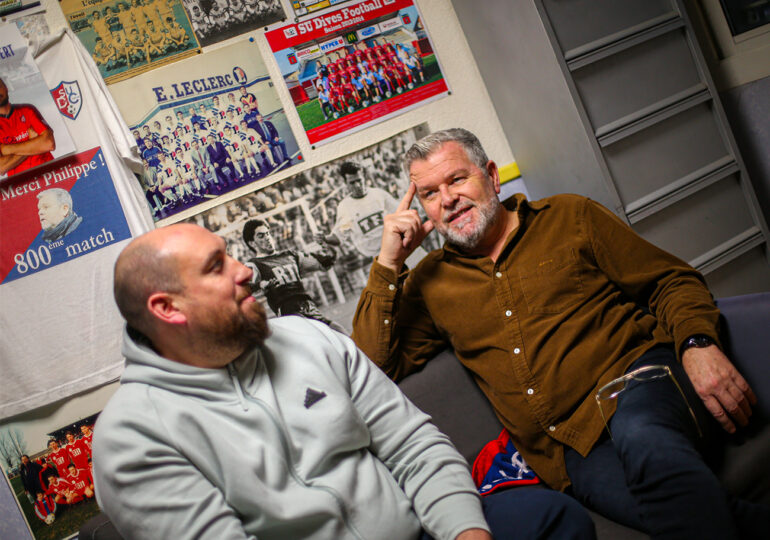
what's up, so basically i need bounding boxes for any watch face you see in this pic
[686,336,712,349]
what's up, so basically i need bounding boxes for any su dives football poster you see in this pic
[265,0,449,145]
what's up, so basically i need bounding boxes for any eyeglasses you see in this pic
[595,364,702,440]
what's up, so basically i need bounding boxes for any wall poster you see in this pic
[60,0,199,83]
[181,0,286,48]
[0,385,116,540]
[110,38,302,221]
[0,148,133,285]
[0,24,77,180]
[266,0,449,145]
[185,123,442,334]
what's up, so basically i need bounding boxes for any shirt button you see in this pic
[513,347,520,354]
[505,310,512,317]
[383,319,390,325]
[495,271,502,278]
[527,388,534,395]
[549,425,556,432]
[388,284,396,291]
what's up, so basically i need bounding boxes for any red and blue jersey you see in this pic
[0,104,54,176]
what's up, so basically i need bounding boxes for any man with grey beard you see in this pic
[94,223,596,540]
[352,128,770,539]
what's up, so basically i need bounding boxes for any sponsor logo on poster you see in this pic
[378,17,402,32]
[233,67,247,84]
[356,24,379,40]
[319,36,346,53]
[297,44,321,61]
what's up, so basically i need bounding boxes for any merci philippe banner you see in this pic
[0,147,131,285]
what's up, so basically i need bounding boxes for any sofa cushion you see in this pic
[398,348,503,464]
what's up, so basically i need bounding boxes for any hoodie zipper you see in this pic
[228,364,366,540]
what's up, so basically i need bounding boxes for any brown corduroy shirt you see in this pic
[351,194,721,491]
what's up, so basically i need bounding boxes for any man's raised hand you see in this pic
[378,182,434,272]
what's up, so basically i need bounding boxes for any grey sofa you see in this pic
[81,293,770,539]
[398,292,770,539]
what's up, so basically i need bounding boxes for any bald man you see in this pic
[92,224,592,540]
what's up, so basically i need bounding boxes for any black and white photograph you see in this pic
[187,124,440,333]
[182,0,285,48]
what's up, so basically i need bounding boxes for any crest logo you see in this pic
[284,26,298,38]
[232,67,247,84]
[51,81,82,120]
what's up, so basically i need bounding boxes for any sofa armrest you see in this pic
[716,292,770,419]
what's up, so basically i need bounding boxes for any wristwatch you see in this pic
[680,334,714,355]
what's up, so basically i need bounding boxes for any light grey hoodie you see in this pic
[93,316,488,540]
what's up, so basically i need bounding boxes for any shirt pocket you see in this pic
[518,247,584,314]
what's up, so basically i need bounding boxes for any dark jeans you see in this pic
[420,486,596,539]
[565,346,770,539]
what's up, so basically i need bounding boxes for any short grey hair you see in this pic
[403,128,489,176]
[37,188,73,211]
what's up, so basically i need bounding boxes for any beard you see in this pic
[194,296,270,359]
[436,192,501,251]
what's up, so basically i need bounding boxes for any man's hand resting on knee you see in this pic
[682,345,757,433]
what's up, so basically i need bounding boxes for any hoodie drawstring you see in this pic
[227,364,250,411]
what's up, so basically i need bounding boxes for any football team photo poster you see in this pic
[110,38,303,221]
[185,124,441,334]
[266,0,449,145]
[0,24,77,181]
[61,0,199,84]
[0,385,116,540]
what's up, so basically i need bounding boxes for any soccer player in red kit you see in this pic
[394,59,414,86]
[65,431,91,470]
[352,42,367,65]
[345,62,360,82]
[46,475,82,505]
[329,86,346,113]
[0,78,56,176]
[80,424,94,451]
[66,463,95,499]
[339,75,361,109]
[334,51,348,73]
[47,440,71,478]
